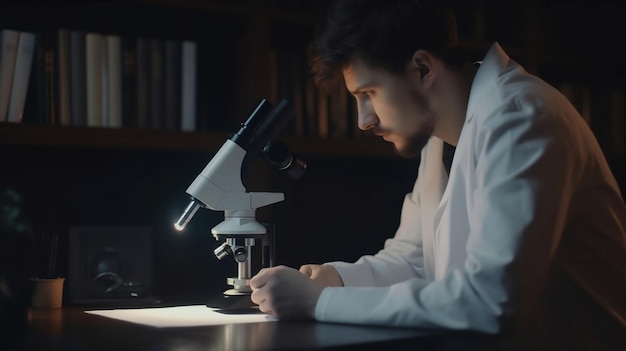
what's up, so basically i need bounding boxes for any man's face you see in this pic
[343,59,435,158]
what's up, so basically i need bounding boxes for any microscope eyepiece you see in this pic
[263,140,307,180]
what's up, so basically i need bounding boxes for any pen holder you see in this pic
[30,277,65,309]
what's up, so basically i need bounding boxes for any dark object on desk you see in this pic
[68,226,160,306]
[206,294,256,312]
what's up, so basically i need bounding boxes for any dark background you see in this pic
[1,145,417,299]
[1,0,624,302]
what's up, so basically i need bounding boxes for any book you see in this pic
[121,36,137,128]
[328,83,349,138]
[0,29,20,122]
[6,31,36,123]
[181,40,197,132]
[304,73,317,137]
[135,37,149,129]
[164,39,181,130]
[56,28,71,126]
[267,49,278,105]
[21,31,46,125]
[101,35,109,127]
[106,35,122,128]
[69,30,87,126]
[149,38,164,129]
[41,31,59,125]
[274,51,290,131]
[289,52,305,137]
[86,32,104,127]
[317,90,329,138]
[274,51,303,135]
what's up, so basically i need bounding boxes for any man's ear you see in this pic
[409,50,436,87]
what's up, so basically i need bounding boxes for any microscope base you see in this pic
[223,288,251,296]
[205,292,257,312]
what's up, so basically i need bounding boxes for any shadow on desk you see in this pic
[26,307,496,351]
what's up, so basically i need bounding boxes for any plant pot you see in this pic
[30,277,65,309]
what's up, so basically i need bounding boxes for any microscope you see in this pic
[174,98,305,300]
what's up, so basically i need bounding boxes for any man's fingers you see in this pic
[251,281,277,316]
[257,301,273,315]
[299,265,313,277]
[250,287,265,305]
[250,267,271,289]
[252,289,272,314]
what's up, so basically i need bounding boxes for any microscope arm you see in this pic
[174,99,287,232]
[185,138,284,211]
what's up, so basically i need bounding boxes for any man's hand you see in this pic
[299,264,344,287]
[250,265,324,320]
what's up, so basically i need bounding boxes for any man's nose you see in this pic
[357,100,378,131]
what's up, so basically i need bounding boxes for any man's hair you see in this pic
[309,0,459,91]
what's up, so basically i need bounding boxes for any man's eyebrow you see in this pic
[349,83,375,95]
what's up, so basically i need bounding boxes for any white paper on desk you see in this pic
[85,305,277,328]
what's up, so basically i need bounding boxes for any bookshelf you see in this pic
[0,0,377,152]
[1,1,623,155]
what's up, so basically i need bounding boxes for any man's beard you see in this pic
[394,131,431,158]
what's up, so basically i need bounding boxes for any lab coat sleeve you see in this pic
[325,138,445,287]
[316,93,577,333]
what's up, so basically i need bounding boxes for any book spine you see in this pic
[181,40,197,132]
[328,83,348,138]
[275,51,292,133]
[304,72,317,137]
[317,91,329,138]
[106,35,122,128]
[135,37,149,129]
[149,38,164,130]
[86,33,104,127]
[0,29,20,122]
[289,52,305,137]
[56,28,71,126]
[267,49,278,105]
[101,36,109,127]
[20,31,46,124]
[121,36,137,128]
[6,31,36,123]
[43,31,57,125]
[69,30,87,126]
[164,39,181,131]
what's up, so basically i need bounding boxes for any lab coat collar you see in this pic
[464,42,511,124]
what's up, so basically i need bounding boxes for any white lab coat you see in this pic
[315,43,626,347]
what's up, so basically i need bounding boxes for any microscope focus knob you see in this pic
[214,242,232,260]
[234,248,248,262]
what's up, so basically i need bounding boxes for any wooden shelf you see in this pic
[122,0,249,16]
[283,135,396,159]
[0,123,227,151]
[0,123,397,158]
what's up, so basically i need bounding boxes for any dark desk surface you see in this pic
[25,306,495,351]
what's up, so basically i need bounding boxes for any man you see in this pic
[250,0,626,349]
